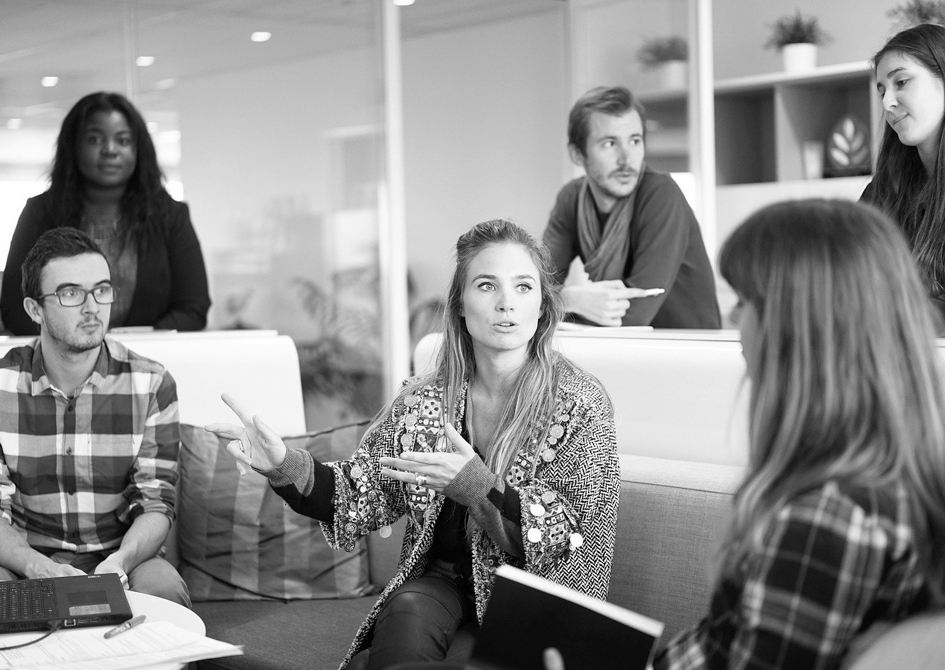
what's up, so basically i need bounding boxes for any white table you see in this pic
[124,591,206,669]
[0,590,206,670]
[127,590,205,636]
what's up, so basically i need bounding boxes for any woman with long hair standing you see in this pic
[1,91,210,334]
[861,23,945,322]
[651,199,945,669]
[208,219,620,669]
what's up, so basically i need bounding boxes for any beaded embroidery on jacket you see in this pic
[321,362,620,670]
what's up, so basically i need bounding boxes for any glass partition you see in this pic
[566,0,716,252]
[0,1,393,429]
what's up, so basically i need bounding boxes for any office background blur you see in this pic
[0,0,905,424]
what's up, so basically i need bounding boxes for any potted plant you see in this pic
[887,0,945,29]
[637,35,688,89]
[765,10,831,73]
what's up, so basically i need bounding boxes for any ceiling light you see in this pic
[251,31,271,42]
[41,76,58,87]
[136,56,155,67]
[7,119,22,130]
[393,0,415,5]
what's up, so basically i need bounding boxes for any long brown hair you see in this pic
[369,219,566,480]
[869,23,945,299]
[719,199,945,601]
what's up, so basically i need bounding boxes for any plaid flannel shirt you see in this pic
[0,337,180,553]
[656,480,930,670]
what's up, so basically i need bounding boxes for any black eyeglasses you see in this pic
[38,285,118,307]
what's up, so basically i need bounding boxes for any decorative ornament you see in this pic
[825,114,871,177]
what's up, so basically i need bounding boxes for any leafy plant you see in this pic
[637,36,688,69]
[291,269,383,418]
[765,10,832,50]
[887,0,945,27]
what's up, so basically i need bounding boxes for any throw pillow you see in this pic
[177,421,375,601]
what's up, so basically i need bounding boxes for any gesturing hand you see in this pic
[204,393,287,473]
[26,559,85,580]
[544,648,565,670]
[94,556,129,589]
[380,423,476,491]
[562,280,659,327]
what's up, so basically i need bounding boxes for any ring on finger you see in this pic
[415,473,427,487]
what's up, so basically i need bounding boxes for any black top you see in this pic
[1,191,211,334]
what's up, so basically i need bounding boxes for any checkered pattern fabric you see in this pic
[656,481,930,670]
[0,338,179,553]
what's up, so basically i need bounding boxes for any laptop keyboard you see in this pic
[0,579,56,623]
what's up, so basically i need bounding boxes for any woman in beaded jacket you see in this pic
[207,219,620,670]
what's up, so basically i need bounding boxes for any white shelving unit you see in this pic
[640,60,882,320]
[640,60,881,184]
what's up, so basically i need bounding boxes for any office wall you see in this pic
[401,10,568,303]
[714,0,896,80]
[176,46,383,338]
[173,9,567,316]
[172,0,900,319]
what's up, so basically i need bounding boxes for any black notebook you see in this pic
[471,565,664,670]
[0,573,132,633]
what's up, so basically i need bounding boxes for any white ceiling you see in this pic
[0,0,563,131]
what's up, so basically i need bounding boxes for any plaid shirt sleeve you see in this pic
[0,452,14,526]
[117,368,180,524]
[656,483,906,670]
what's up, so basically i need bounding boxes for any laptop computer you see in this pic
[0,573,133,633]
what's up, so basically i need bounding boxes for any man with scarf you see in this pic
[543,86,720,328]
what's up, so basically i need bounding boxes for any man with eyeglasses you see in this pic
[0,227,189,606]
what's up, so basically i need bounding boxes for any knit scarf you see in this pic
[576,170,641,281]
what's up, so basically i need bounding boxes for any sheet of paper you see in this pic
[0,621,242,669]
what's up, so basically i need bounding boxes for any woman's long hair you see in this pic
[372,219,566,481]
[719,199,945,602]
[48,91,168,249]
[869,23,945,298]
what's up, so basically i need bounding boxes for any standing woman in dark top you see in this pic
[861,23,945,321]
[1,91,210,334]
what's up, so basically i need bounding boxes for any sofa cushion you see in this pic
[178,421,375,601]
[195,596,379,670]
[609,454,744,644]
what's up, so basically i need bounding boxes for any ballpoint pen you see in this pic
[104,614,146,639]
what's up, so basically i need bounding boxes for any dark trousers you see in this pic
[361,572,477,670]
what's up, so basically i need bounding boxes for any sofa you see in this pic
[2,329,930,669]
[189,451,742,670]
[174,330,747,669]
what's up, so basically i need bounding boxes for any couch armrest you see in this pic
[841,610,945,670]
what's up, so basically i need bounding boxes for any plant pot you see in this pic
[781,42,817,73]
[657,60,688,89]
